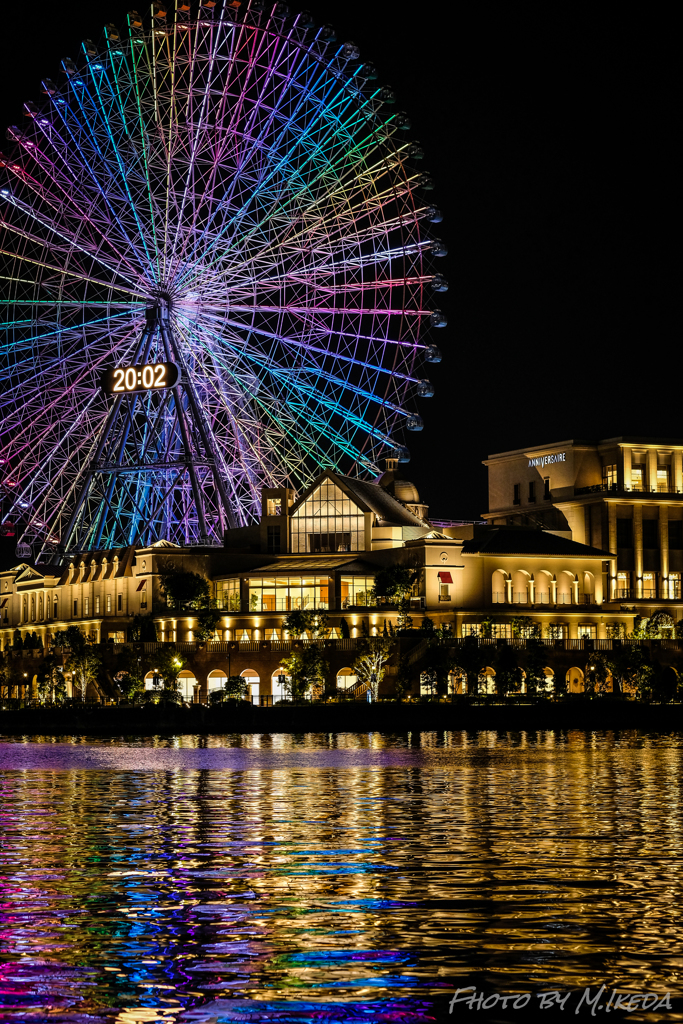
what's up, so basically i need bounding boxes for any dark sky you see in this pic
[0,1,676,548]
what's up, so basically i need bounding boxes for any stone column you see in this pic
[647,450,658,493]
[608,503,617,598]
[633,505,643,596]
[622,447,632,490]
[675,451,683,493]
[660,505,669,597]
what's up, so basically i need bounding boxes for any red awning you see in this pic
[136,579,147,591]
[437,571,453,583]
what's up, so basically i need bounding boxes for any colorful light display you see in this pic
[0,1,446,562]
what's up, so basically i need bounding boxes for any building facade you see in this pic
[484,437,683,621]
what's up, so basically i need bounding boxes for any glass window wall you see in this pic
[217,579,240,611]
[291,480,365,553]
[248,576,330,612]
[340,575,376,609]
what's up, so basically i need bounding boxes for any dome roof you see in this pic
[377,469,421,504]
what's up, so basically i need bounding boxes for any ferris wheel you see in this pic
[0,0,447,563]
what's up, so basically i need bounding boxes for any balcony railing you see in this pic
[575,483,683,497]
[491,592,593,606]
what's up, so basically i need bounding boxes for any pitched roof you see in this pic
[335,474,426,527]
[461,528,611,558]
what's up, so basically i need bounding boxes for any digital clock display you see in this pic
[101,361,180,394]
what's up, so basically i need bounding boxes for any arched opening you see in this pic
[448,668,465,695]
[336,666,357,691]
[420,669,437,696]
[480,666,496,695]
[271,667,291,701]
[207,669,228,693]
[557,571,574,606]
[512,570,530,606]
[241,669,260,703]
[566,667,584,693]
[583,571,595,604]
[535,570,552,606]
[144,670,157,691]
[491,569,508,605]
[176,670,198,702]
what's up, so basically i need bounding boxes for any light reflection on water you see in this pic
[1,730,683,1023]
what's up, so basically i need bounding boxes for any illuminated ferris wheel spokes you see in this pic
[0,0,447,563]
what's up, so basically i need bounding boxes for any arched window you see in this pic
[30,595,36,621]
[271,667,290,701]
[336,667,357,691]
[38,595,43,620]
[566,667,584,693]
[207,669,228,693]
[241,669,260,703]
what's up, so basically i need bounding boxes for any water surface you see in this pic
[1,731,682,1022]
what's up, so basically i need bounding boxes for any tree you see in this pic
[53,625,101,701]
[13,629,22,651]
[154,646,186,690]
[158,564,211,611]
[371,564,417,605]
[451,635,483,696]
[425,625,457,697]
[283,609,327,639]
[209,675,249,704]
[492,644,523,697]
[281,646,328,701]
[339,617,350,639]
[36,655,67,704]
[511,616,541,639]
[584,653,611,696]
[193,608,222,642]
[604,644,652,697]
[524,639,550,697]
[352,629,394,700]
[393,655,412,701]
[128,614,158,642]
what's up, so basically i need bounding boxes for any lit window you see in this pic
[265,628,282,640]
[267,497,282,516]
[106,594,112,613]
[84,597,89,616]
[95,596,100,614]
[631,464,645,490]
[216,579,240,611]
[616,571,630,598]
[290,480,365,554]
[578,624,596,639]
[249,576,331,612]
[602,464,617,489]
[236,627,253,641]
[340,576,376,609]
[667,573,681,599]
[462,623,481,636]
[657,467,671,492]
[642,572,656,599]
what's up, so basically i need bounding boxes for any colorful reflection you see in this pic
[1,731,683,1023]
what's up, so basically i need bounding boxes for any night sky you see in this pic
[0,1,675,556]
